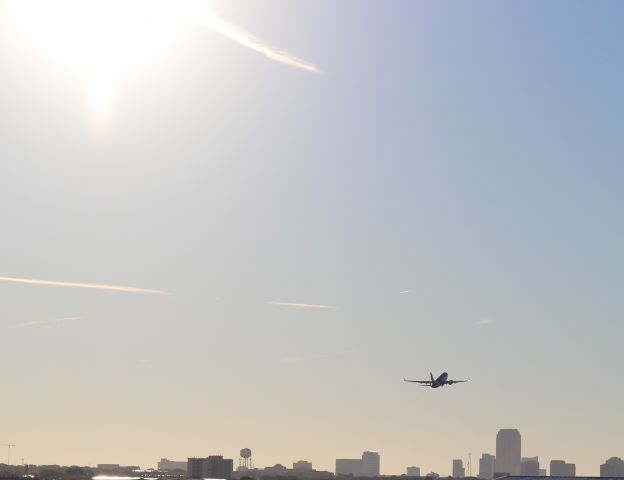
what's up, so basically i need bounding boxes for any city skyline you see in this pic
[2,430,620,478]
[1,0,623,476]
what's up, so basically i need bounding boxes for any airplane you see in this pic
[403,372,469,388]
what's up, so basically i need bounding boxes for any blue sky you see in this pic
[0,0,623,475]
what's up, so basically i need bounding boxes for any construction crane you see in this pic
[0,444,16,465]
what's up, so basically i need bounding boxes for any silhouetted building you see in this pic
[362,451,380,477]
[187,456,233,479]
[496,429,521,475]
[293,461,313,472]
[407,467,421,477]
[158,459,187,472]
[187,459,204,479]
[521,457,540,476]
[263,464,289,476]
[336,459,362,476]
[550,460,574,477]
[479,454,495,479]
[601,458,624,477]
[550,461,566,477]
[453,459,465,478]
[539,470,547,476]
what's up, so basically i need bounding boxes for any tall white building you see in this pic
[362,451,380,477]
[496,429,521,475]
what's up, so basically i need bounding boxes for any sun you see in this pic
[7,0,188,119]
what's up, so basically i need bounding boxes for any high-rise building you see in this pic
[521,457,540,476]
[496,429,521,475]
[565,464,576,477]
[187,456,233,479]
[336,459,363,476]
[479,454,495,479]
[293,461,313,471]
[407,467,421,477]
[362,451,380,477]
[453,460,465,478]
[600,458,624,477]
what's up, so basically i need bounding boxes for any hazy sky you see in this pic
[1,0,623,475]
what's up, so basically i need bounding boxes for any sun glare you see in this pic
[8,0,188,120]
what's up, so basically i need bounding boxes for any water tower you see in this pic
[239,448,253,471]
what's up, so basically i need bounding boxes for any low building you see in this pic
[407,467,421,477]
[551,461,575,477]
[336,459,362,476]
[521,458,540,476]
[293,461,313,472]
[187,456,233,479]
[158,459,187,472]
[601,459,624,478]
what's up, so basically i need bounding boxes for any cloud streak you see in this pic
[15,316,83,328]
[189,1,320,74]
[475,319,495,326]
[0,276,170,295]
[267,301,336,309]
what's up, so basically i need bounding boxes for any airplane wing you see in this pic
[447,379,469,385]
[403,378,433,384]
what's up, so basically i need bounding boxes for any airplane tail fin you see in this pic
[430,372,434,382]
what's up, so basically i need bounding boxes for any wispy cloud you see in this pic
[280,350,354,364]
[475,319,495,326]
[266,301,336,309]
[399,290,411,294]
[0,276,170,295]
[15,316,83,328]
[189,1,320,74]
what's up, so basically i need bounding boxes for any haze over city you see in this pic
[1,0,623,478]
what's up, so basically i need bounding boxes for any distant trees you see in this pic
[38,469,64,480]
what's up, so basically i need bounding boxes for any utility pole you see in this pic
[0,444,16,465]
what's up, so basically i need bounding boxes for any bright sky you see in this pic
[1,0,623,476]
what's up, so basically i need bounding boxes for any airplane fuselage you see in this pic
[432,372,448,388]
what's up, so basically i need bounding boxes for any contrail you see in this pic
[188,1,320,74]
[0,276,170,295]
[267,301,336,309]
[15,316,83,328]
